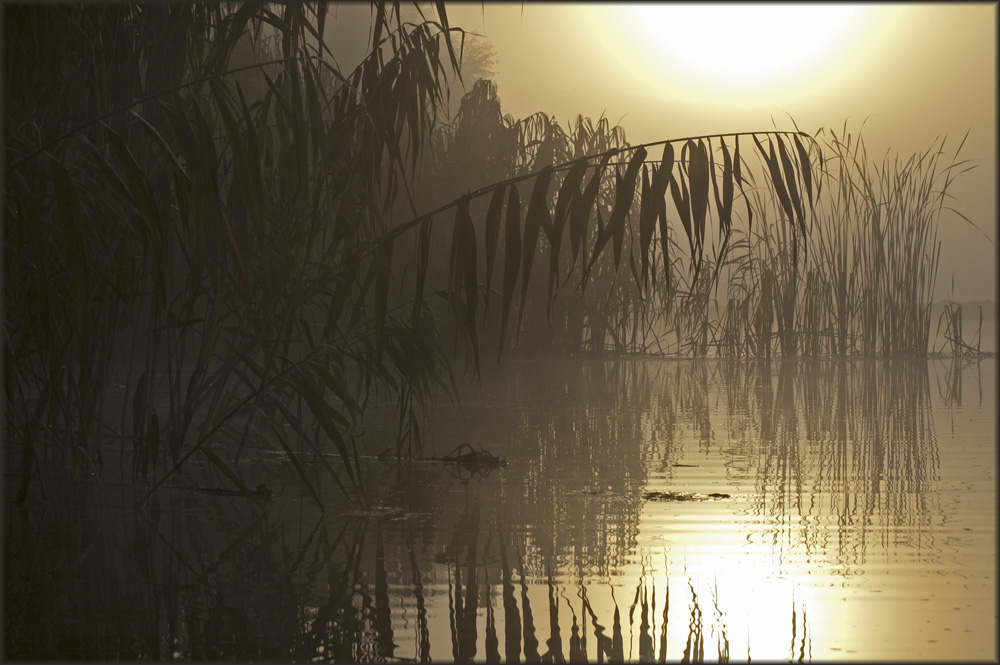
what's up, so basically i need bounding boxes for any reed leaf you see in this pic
[284,366,360,496]
[669,162,694,270]
[638,164,655,289]
[499,185,522,358]
[374,233,396,364]
[754,135,796,236]
[264,392,340,506]
[411,216,434,332]
[517,169,552,337]
[792,133,814,213]
[609,145,647,267]
[776,135,806,239]
[456,197,481,372]
[733,135,754,233]
[484,186,505,312]
[688,139,710,264]
[200,447,268,507]
[572,152,612,267]
[48,158,91,346]
[548,157,588,306]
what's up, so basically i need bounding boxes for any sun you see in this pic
[619,5,866,88]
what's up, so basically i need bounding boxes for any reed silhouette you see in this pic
[5,3,991,662]
[6,3,839,506]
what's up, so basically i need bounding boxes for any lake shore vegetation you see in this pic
[4,3,982,506]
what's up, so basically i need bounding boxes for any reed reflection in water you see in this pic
[5,359,995,661]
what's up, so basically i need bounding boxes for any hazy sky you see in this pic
[445,3,997,303]
[327,3,997,302]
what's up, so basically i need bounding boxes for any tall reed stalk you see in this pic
[7,3,899,506]
[684,122,978,358]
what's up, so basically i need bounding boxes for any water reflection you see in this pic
[5,359,995,661]
[711,359,944,573]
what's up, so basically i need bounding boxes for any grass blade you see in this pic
[517,169,551,338]
[484,187,505,313]
[498,185,521,359]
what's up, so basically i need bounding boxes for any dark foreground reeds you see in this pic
[4,4,981,507]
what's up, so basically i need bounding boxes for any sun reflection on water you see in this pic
[6,359,994,661]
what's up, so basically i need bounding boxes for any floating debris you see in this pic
[643,491,730,502]
[347,506,430,521]
[377,442,507,476]
[170,483,272,502]
[438,443,508,470]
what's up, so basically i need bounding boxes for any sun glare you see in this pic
[611,4,866,94]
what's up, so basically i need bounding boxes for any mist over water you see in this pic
[5,6,995,662]
[7,357,994,661]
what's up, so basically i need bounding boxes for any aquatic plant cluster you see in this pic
[4,3,976,504]
[427,82,979,359]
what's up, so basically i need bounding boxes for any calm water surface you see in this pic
[5,358,996,661]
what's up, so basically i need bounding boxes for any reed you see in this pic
[683,122,978,359]
[426,96,978,363]
[17,3,945,507]
[6,4,467,504]
[934,299,985,357]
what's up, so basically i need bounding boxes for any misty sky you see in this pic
[328,3,997,302]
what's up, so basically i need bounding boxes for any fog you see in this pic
[441,3,996,302]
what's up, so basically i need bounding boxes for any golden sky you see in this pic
[444,2,997,302]
[322,3,996,302]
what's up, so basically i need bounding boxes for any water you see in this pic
[928,301,997,355]
[5,358,996,661]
